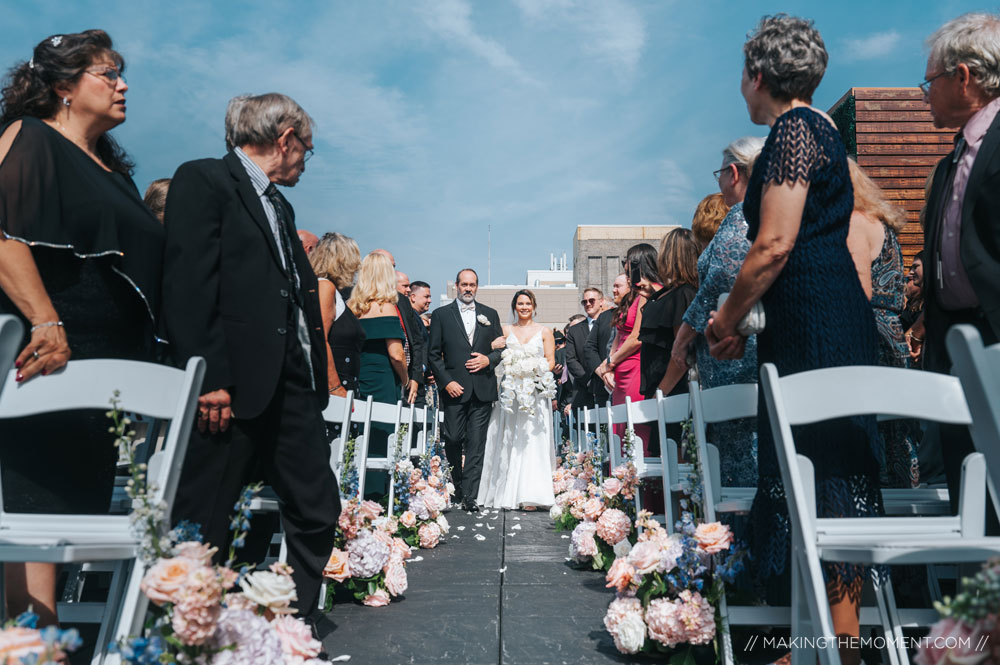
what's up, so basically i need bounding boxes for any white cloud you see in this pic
[513,0,646,79]
[418,0,540,86]
[841,29,901,62]
[659,158,696,216]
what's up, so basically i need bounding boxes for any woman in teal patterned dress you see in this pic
[707,16,879,664]
[348,252,409,499]
[672,136,765,488]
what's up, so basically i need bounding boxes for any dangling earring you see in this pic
[62,97,70,107]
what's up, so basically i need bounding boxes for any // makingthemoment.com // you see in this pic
[744,634,990,653]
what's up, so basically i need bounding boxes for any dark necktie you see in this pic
[264,183,301,297]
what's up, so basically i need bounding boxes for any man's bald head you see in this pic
[297,230,319,255]
[396,271,410,296]
[374,248,395,267]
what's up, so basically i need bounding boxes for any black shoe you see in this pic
[462,499,478,512]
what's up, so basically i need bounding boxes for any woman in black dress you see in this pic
[309,232,364,396]
[0,30,163,624]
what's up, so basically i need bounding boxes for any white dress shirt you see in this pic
[457,299,476,342]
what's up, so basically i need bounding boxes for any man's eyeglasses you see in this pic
[291,132,314,162]
[580,298,597,306]
[713,163,735,183]
[85,67,126,86]
[919,70,951,96]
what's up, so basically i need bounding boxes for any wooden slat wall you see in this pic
[831,88,955,264]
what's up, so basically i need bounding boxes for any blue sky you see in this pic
[0,0,985,298]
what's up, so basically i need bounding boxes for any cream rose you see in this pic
[271,615,322,660]
[383,560,408,596]
[359,500,384,522]
[400,511,417,528]
[363,588,390,607]
[173,541,217,566]
[613,611,646,654]
[141,556,194,606]
[239,570,298,613]
[627,540,661,575]
[694,522,733,555]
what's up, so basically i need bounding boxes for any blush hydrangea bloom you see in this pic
[346,530,391,579]
[676,590,716,645]
[569,521,598,560]
[207,609,284,665]
[644,597,688,648]
[596,508,631,545]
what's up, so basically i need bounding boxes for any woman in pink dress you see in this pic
[596,244,655,453]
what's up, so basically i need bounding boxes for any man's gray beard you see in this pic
[458,293,476,304]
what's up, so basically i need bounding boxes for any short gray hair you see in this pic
[744,14,827,103]
[224,92,314,151]
[722,136,766,173]
[927,13,1000,98]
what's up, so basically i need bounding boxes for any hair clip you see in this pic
[50,36,63,47]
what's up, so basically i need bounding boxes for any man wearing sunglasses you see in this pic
[565,287,611,412]
[922,13,1000,514]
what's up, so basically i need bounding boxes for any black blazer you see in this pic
[427,300,503,403]
[923,111,1000,372]
[565,319,590,383]
[162,152,328,419]
[574,309,615,409]
[397,293,426,385]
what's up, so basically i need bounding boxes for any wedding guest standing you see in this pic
[309,232,364,396]
[691,193,729,251]
[297,229,318,255]
[348,252,409,497]
[846,160,919,489]
[143,177,170,223]
[672,137,764,489]
[163,93,339,617]
[566,288,604,411]
[585,275,625,408]
[0,30,162,625]
[408,280,434,406]
[921,13,1000,512]
[707,16,879,663]
[373,249,424,405]
[638,229,698,400]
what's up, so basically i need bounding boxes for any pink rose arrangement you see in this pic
[601,511,745,658]
[393,446,454,550]
[323,498,411,607]
[917,559,1000,665]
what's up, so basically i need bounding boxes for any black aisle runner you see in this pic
[319,509,633,665]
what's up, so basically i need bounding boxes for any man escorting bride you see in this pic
[477,289,558,510]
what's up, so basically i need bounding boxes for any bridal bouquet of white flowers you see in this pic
[498,346,557,416]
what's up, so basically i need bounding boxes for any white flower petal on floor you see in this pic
[474,534,486,541]
[512,524,521,530]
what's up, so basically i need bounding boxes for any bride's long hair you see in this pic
[510,289,537,323]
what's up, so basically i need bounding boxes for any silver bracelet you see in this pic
[30,320,64,333]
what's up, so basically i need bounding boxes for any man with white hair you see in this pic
[163,93,339,617]
[922,12,1000,509]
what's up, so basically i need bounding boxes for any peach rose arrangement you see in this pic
[392,444,453,550]
[550,441,602,531]
[322,498,412,608]
[102,397,331,664]
[0,612,82,665]
[602,510,745,658]
[916,558,1000,665]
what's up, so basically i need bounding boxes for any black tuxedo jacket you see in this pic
[565,319,590,408]
[924,110,1000,372]
[576,309,615,408]
[428,300,503,403]
[162,152,328,419]
[397,293,426,385]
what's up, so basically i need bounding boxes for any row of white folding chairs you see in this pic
[0,315,206,665]
[756,324,1000,665]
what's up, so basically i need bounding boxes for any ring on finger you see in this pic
[31,350,40,361]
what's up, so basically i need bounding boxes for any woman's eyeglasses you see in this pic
[85,67,126,86]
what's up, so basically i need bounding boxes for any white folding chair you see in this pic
[324,391,355,490]
[760,363,1000,665]
[0,357,204,665]
[649,390,693,532]
[947,324,1000,517]
[354,398,405,507]
[0,317,21,397]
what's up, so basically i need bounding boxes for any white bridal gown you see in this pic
[477,329,557,509]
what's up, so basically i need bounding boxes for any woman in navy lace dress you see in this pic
[707,16,879,664]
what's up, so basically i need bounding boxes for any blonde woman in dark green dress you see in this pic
[347,251,410,499]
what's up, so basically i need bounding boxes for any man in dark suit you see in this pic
[922,12,1000,510]
[582,307,616,407]
[427,268,502,510]
[566,288,609,411]
[162,93,340,614]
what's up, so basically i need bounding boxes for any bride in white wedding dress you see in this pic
[477,290,558,510]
